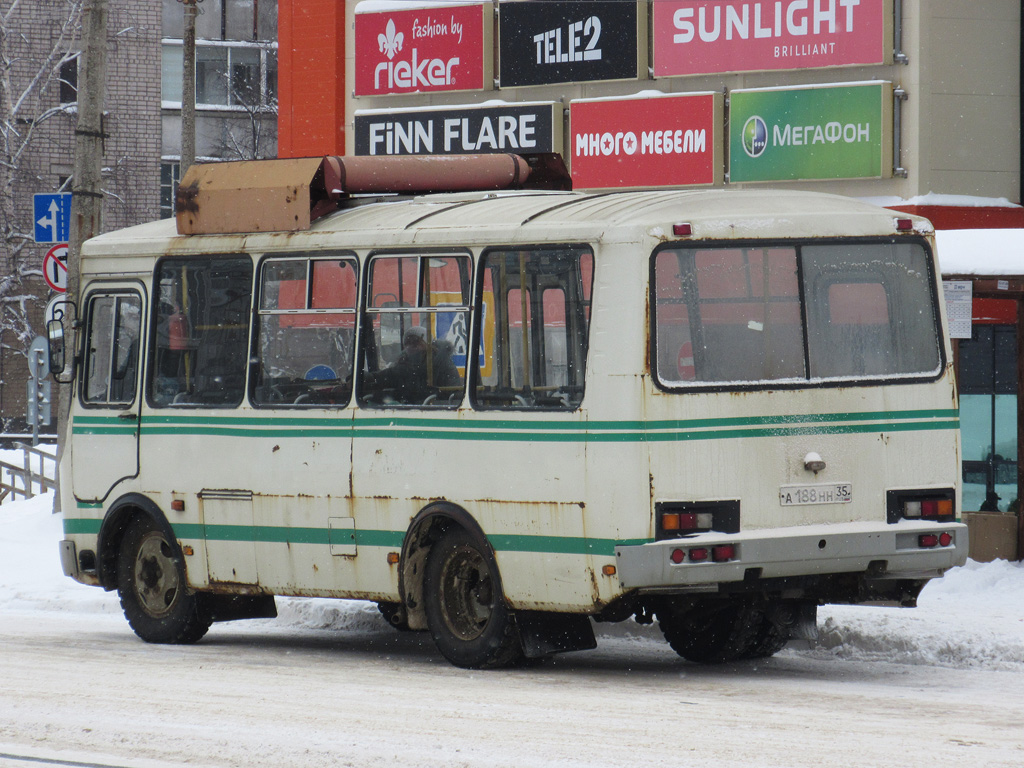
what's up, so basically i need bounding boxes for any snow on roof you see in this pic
[860,193,1022,209]
[936,229,1024,276]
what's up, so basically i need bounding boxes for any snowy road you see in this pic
[2,494,1024,767]
[2,609,1023,768]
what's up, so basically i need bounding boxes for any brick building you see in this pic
[0,0,277,436]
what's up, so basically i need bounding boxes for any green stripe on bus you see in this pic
[75,407,958,432]
[129,419,959,443]
[72,408,958,443]
[64,518,102,535]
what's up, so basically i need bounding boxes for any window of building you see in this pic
[162,41,277,109]
[59,56,78,104]
[252,255,359,407]
[358,254,471,408]
[160,162,180,219]
[473,248,593,410]
[150,256,253,407]
[161,0,277,110]
[163,0,277,42]
[959,300,1019,513]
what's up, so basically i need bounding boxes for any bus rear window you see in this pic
[653,240,942,388]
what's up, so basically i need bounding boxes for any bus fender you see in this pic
[398,502,596,658]
[96,493,179,591]
[399,501,494,632]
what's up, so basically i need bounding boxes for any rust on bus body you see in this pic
[174,154,571,236]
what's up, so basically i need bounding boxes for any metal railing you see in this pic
[0,443,57,503]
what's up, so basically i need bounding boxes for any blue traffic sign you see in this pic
[34,192,72,243]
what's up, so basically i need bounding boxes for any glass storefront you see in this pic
[959,300,1019,513]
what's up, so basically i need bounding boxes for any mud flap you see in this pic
[516,611,597,658]
[202,594,278,623]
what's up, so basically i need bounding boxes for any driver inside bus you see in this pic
[362,325,461,405]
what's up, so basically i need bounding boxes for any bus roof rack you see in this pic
[175,153,572,236]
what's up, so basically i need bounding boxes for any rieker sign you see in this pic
[653,0,890,77]
[354,3,488,96]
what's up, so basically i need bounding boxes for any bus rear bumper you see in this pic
[614,520,969,593]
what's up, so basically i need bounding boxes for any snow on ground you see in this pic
[2,490,1023,670]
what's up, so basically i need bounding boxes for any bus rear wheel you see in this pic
[423,527,523,669]
[658,600,762,664]
[116,515,211,644]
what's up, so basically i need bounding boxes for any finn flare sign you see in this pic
[354,103,559,156]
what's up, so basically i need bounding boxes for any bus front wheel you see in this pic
[423,527,523,669]
[116,515,212,644]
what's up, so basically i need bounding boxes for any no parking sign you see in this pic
[43,243,68,293]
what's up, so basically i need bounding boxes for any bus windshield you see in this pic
[653,240,943,388]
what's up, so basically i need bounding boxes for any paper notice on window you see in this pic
[942,281,973,339]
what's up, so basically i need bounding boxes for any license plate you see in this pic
[779,483,852,506]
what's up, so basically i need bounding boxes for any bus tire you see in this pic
[116,514,211,644]
[740,603,792,660]
[658,600,760,664]
[423,527,523,669]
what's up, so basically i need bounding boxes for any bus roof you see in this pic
[81,187,931,260]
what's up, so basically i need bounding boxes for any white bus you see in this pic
[54,154,967,668]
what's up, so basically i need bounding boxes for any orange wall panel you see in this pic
[278,0,347,157]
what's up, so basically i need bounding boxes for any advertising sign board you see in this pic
[653,0,891,78]
[354,2,488,96]
[570,92,722,190]
[498,1,641,88]
[728,82,892,183]
[354,102,560,156]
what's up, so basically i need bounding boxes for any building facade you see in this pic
[0,0,278,437]
[275,0,1023,558]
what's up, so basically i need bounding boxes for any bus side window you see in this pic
[252,255,358,407]
[357,254,470,408]
[82,293,142,406]
[473,248,594,410]
[150,257,252,407]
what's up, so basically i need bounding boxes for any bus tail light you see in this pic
[668,545,738,565]
[712,545,735,562]
[886,489,956,524]
[919,532,954,549]
[656,501,740,540]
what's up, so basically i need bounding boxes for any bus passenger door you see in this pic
[71,287,144,503]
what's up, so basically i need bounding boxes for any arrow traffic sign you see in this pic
[34,192,72,243]
[43,243,68,293]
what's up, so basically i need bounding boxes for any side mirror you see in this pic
[47,318,65,376]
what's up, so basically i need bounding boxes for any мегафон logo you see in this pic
[742,115,768,158]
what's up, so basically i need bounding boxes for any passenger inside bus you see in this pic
[361,326,461,405]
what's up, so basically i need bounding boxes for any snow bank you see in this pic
[3,492,1022,670]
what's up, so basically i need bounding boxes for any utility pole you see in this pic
[58,0,108,509]
[180,0,200,177]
